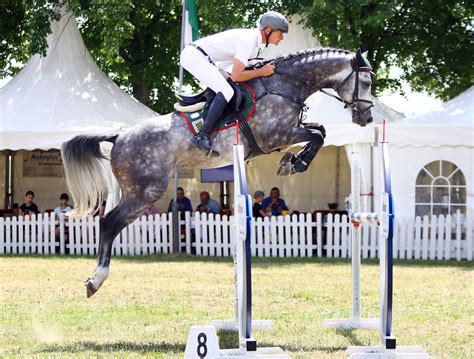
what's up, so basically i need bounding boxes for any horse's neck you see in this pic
[281,54,351,99]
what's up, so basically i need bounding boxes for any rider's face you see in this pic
[269,30,284,45]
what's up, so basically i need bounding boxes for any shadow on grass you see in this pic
[3,253,472,270]
[37,340,185,354]
[217,330,347,354]
[336,329,365,346]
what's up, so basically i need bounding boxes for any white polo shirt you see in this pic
[193,28,263,70]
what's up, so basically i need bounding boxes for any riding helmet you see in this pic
[258,11,289,34]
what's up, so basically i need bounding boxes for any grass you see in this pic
[0,254,472,358]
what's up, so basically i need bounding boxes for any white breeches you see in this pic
[180,45,234,102]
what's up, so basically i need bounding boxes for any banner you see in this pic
[23,150,63,177]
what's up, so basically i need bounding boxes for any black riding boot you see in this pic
[191,92,228,157]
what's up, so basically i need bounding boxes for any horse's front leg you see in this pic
[275,125,326,176]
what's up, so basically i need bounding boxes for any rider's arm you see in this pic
[230,59,274,82]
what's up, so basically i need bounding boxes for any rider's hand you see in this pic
[260,63,275,77]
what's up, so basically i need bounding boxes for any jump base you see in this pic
[347,345,431,358]
[323,318,379,330]
[220,347,290,358]
[212,319,274,332]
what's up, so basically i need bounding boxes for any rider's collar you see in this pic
[256,28,263,48]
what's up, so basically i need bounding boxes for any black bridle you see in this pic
[320,58,375,114]
[255,56,375,116]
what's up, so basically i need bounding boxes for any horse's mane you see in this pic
[273,47,352,64]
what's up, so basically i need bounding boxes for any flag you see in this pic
[183,0,199,46]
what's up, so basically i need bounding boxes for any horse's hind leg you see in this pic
[84,196,149,297]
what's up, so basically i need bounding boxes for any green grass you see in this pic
[0,255,472,358]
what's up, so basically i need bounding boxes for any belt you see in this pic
[190,43,214,64]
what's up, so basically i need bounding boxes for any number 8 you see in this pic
[197,332,208,358]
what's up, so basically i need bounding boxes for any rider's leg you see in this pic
[181,46,234,156]
[191,92,227,155]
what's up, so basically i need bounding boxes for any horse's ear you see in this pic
[355,48,364,67]
[362,50,368,58]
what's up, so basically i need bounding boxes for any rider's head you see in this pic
[258,11,288,47]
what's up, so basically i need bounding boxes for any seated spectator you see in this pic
[54,193,72,219]
[196,191,221,214]
[144,203,159,216]
[20,190,40,216]
[262,187,288,216]
[12,203,20,216]
[252,190,266,218]
[93,200,106,217]
[168,187,193,213]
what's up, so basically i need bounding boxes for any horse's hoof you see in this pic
[278,152,294,166]
[84,279,97,298]
[277,162,294,176]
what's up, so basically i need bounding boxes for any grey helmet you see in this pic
[258,11,289,34]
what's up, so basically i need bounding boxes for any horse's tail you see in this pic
[61,134,118,217]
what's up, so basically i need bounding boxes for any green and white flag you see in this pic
[183,0,199,45]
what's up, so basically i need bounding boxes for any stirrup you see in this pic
[191,134,220,157]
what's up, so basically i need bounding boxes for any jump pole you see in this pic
[324,120,429,358]
[322,144,379,330]
[212,121,273,334]
[184,141,289,358]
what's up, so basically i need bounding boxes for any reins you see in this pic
[253,55,375,119]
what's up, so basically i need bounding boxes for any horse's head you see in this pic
[334,49,375,127]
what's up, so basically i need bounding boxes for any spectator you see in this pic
[93,200,106,217]
[54,193,72,219]
[20,190,40,216]
[12,203,20,216]
[262,187,288,216]
[252,190,266,218]
[168,187,193,213]
[196,191,221,214]
[144,203,159,216]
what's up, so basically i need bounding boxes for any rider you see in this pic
[180,11,289,156]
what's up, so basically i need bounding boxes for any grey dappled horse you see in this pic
[62,48,374,297]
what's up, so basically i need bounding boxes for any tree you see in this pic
[283,0,473,100]
[0,0,279,113]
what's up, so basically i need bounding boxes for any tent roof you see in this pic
[0,13,159,151]
[389,87,474,147]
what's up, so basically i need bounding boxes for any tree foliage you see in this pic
[0,0,471,114]
[282,0,473,100]
[0,0,279,113]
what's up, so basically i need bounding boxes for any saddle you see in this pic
[175,80,243,114]
[175,80,255,136]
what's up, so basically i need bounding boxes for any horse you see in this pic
[61,48,375,297]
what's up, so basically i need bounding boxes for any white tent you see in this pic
[389,87,474,219]
[0,12,160,210]
[0,13,159,151]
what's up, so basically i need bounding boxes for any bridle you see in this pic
[320,58,375,115]
[255,56,375,116]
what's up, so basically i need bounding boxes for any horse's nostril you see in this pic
[368,117,373,123]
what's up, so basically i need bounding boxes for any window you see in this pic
[415,160,467,217]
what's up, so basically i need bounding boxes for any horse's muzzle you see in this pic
[352,111,373,127]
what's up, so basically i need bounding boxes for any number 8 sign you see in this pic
[185,325,220,358]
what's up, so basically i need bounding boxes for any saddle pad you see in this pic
[182,82,256,135]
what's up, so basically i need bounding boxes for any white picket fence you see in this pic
[0,212,472,261]
[0,212,177,256]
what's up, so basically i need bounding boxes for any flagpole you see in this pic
[173,0,187,253]
[178,0,186,93]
